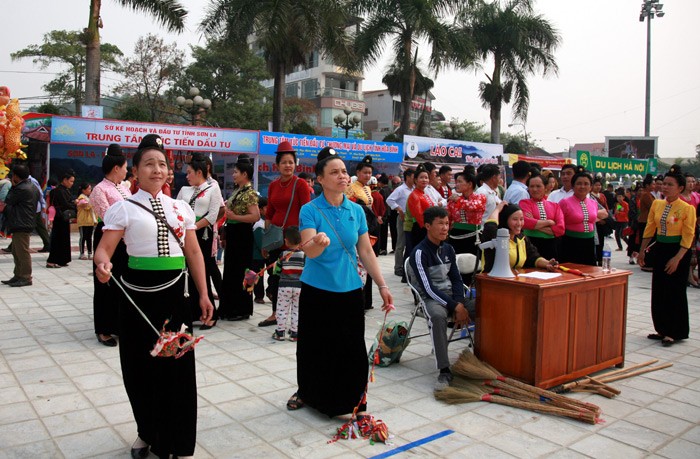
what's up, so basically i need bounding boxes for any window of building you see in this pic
[306,51,319,69]
[285,82,298,98]
[302,79,319,99]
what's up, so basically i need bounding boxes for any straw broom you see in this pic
[452,350,602,416]
[435,383,598,425]
[484,379,600,415]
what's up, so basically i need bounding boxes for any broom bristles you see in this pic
[434,386,482,404]
[452,350,500,380]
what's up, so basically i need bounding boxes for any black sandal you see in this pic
[661,337,675,347]
[286,392,304,410]
[647,333,664,340]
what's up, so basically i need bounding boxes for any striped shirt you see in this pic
[276,249,306,288]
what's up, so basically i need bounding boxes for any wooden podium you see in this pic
[475,265,631,389]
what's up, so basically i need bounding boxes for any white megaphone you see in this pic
[478,228,515,278]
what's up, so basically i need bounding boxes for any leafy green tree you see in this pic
[33,102,63,115]
[84,0,187,106]
[353,0,471,138]
[169,39,271,129]
[114,34,184,122]
[11,30,122,115]
[200,0,356,131]
[284,97,318,133]
[456,0,560,144]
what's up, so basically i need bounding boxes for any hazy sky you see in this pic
[3,0,699,159]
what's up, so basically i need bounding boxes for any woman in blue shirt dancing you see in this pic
[286,147,393,417]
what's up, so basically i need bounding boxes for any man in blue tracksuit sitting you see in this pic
[408,206,472,389]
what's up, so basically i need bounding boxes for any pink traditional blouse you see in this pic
[91,178,132,221]
[680,192,700,210]
[559,195,599,234]
[447,193,487,226]
[520,198,565,237]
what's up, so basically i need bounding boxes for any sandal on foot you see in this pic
[662,338,675,347]
[46,263,61,268]
[286,392,304,410]
[647,333,664,340]
[258,318,276,327]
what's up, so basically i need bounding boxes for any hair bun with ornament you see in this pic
[668,164,682,175]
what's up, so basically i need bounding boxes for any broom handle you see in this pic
[491,385,599,416]
[560,359,658,391]
[597,359,659,379]
[598,363,673,383]
[588,377,621,395]
[499,377,602,415]
[489,380,599,414]
[484,394,597,425]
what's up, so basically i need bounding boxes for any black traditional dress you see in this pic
[218,183,258,319]
[47,184,76,266]
[103,189,199,457]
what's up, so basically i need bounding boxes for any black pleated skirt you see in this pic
[297,282,367,417]
[561,235,597,266]
[93,222,128,335]
[47,213,71,265]
[187,226,217,322]
[651,241,691,340]
[218,222,254,318]
[528,236,560,261]
[118,267,197,457]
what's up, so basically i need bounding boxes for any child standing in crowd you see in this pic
[613,191,630,251]
[252,197,268,304]
[272,226,305,342]
[76,183,98,260]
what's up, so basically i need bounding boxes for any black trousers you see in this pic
[388,209,398,251]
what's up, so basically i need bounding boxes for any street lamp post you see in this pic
[508,122,529,145]
[443,120,465,139]
[639,1,665,137]
[175,87,212,126]
[556,136,571,158]
[334,106,361,139]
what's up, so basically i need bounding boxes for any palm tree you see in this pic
[200,0,355,132]
[353,0,471,139]
[456,0,560,144]
[381,53,435,136]
[84,0,187,106]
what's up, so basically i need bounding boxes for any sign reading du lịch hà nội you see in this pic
[577,150,658,176]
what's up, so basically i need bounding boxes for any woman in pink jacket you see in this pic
[520,173,565,260]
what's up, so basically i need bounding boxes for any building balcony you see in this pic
[320,88,363,100]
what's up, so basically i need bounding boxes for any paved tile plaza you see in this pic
[0,234,698,458]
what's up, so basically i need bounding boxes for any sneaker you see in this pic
[435,372,453,390]
[379,250,387,255]
[628,257,636,265]
[79,254,88,260]
[272,330,285,341]
[289,331,298,342]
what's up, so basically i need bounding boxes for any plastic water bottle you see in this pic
[602,242,612,273]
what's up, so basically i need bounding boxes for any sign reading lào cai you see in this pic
[577,150,657,176]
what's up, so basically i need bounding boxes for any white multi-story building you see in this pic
[255,37,365,138]
[362,89,437,141]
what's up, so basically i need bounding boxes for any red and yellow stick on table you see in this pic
[557,265,590,277]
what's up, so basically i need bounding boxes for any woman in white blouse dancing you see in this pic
[94,134,213,459]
